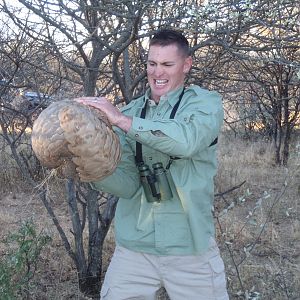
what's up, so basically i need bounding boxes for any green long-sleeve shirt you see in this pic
[91,85,224,255]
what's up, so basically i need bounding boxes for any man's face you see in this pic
[147,44,192,102]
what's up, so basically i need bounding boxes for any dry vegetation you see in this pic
[0,131,299,300]
[214,132,300,300]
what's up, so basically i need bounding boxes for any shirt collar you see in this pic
[144,85,185,107]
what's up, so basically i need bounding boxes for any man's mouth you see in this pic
[155,79,168,86]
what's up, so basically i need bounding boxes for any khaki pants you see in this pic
[100,240,229,300]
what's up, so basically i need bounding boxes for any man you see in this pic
[76,29,229,300]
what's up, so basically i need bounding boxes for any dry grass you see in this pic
[214,132,300,300]
[0,132,299,299]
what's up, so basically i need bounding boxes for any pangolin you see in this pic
[31,99,121,182]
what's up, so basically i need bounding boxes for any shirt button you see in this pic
[135,134,139,137]
[157,112,161,116]
[184,117,187,121]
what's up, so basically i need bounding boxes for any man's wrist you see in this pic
[115,115,132,133]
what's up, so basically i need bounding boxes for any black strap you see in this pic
[169,88,185,119]
[210,137,218,146]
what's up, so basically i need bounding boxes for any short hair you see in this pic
[149,29,190,57]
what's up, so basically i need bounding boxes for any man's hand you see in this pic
[74,97,132,133]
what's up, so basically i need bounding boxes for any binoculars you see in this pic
[138,162,173,202]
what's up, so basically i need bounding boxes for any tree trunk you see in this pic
[282,129,291,166]
[78,273,101,299]
[273,123,282,165]
[83,69,99,96]
[65,181,118,298]
[66,179,87,273]
[282,99,292,166]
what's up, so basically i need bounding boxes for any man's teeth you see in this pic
[155,80,168,85]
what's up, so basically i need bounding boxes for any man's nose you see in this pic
[153,65,164,77]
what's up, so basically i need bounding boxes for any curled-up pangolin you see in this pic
[31,99,121,182]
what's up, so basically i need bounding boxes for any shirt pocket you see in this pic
[154,212,191,249]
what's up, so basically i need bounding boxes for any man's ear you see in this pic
[184,56,193,74]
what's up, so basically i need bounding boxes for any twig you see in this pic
[214,181,247,294]
[215,180,246,198]
[216,215,245,294]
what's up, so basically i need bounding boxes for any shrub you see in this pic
[0,220,51,299]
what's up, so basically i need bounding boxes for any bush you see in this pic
[0,220,51,299]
